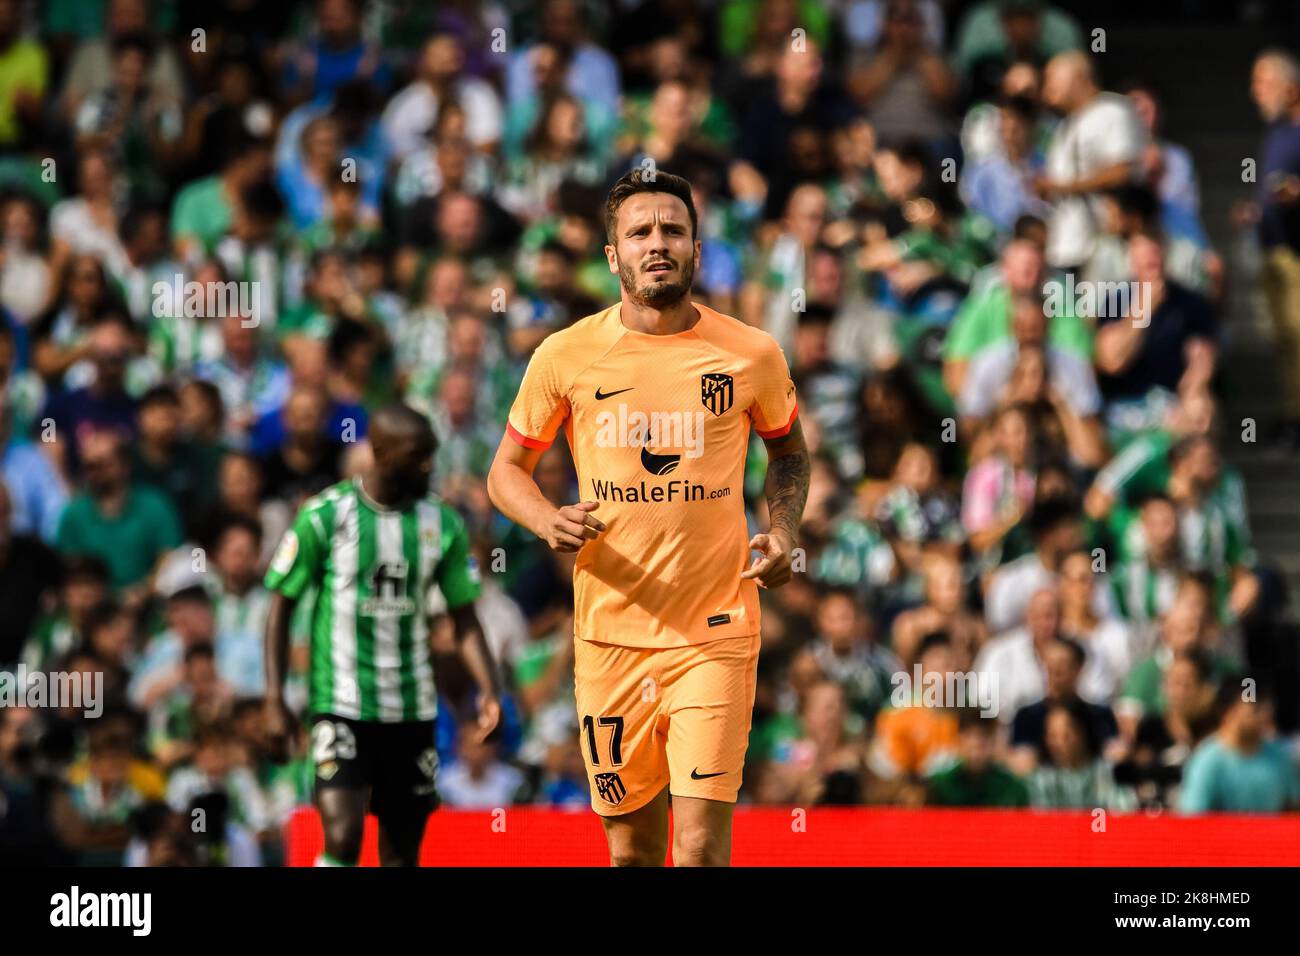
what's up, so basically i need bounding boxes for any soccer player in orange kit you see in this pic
[487,168,810,866]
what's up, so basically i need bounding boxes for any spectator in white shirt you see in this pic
[984,496,1114,634]
[976,586,1062,722]
[381,32,503,162]
[1057,548,1135,700]
[504,0,621,116]
[958,289,1102,423]
[1037,50,1146,269]
[439,726,525,809]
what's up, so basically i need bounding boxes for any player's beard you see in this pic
[618,253,694,308]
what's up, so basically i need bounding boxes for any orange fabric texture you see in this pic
[507,303,798,648]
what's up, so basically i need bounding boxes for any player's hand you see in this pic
[543,501,605,552]
[741,530,796,589]
[474,694,502,743]
[263,697,292,763]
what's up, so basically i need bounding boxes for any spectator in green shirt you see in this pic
[171,129,272,262]
[56,430,184,598]
[943,237,1092,399]
[131,383,223,538]
[954,0,1083,83]
[928,708,1030,807]
[1117,576,1240,739]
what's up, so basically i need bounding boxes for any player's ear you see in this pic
[604,243,618,274]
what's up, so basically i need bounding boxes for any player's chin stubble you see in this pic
[618,255,694,308]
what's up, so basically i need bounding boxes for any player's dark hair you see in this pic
[371,401,436,442]
[604,167,698,245]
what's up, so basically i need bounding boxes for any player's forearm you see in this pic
[264,592,296,702]
[487,459,558,541]
[451,604,501,698]
[763,446,810,546]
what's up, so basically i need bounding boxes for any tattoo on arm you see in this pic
[765,445,810,544]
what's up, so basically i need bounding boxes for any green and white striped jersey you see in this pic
[1112,498,1253,624]
[263,478,482,723]
[1095,429,1252,548]
[1109,559,1181,627]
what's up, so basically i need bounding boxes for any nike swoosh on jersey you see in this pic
[690,768,726,780]
[595,386,635,400]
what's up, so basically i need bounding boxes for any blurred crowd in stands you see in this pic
[1,0,1299,865]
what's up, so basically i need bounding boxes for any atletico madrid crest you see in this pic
[701,373,733,416]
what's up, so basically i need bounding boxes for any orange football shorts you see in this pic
[573,632,761,815]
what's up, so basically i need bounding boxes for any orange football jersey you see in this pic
[506,302,798,648]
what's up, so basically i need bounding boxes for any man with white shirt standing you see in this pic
[381,33,503,162]
[984,496,1114,634]
[977,586,1063,722]
[1036,51,1147,271]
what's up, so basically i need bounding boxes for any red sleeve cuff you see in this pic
[506,422,554,450]
[755,402,799,440]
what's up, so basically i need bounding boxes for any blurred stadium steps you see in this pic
[1103,21,1300,624]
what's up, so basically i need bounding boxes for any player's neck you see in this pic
[356,472,412,511]
[618,296,701,336]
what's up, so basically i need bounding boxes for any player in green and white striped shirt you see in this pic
[262,403,501,866]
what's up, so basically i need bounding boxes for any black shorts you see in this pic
[309,714,441,819]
